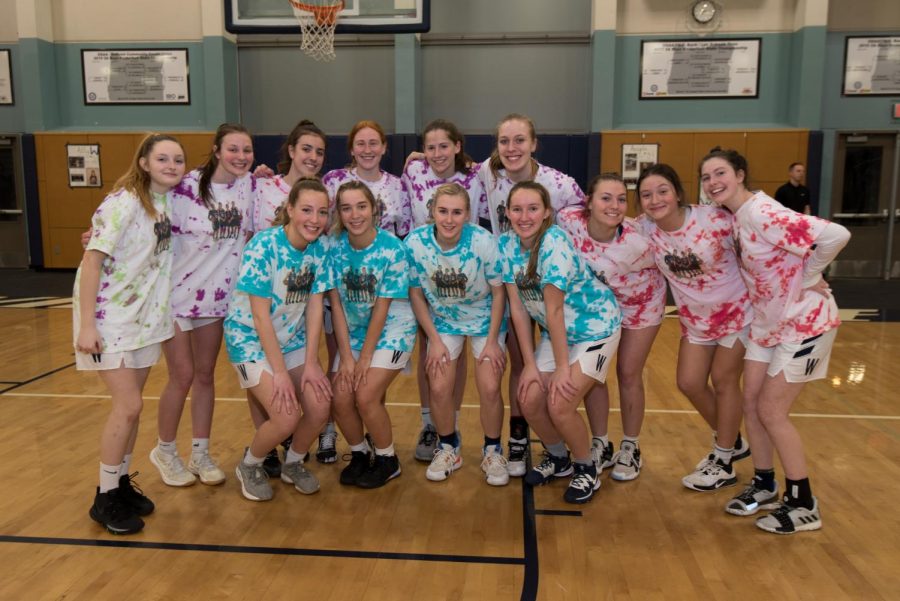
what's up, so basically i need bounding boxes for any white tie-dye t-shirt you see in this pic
[322,168,412,238]
[330,228,417,352]
[401,158,484,227]
[224,227,333,364]
[252,174,290,232]
[732,192,840,347]
[499,226,621,344]
[639,205,751,342]
[73,189,174,352]
[477,160,584,236]
[405,223,505,337]
[169,170,254,318]
[557,207,666,329]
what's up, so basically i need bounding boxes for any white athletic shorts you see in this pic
[75,342,161,371]
[430,332,508,361]
[535,329,621,384]
[745,328,837,383]
[174,317,221,333]
[331,347,411,372]
[686,325,749,349]
[233,347,307,390]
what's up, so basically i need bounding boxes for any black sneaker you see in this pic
[117,473,154,516]
[262,448,282,478]
[89,487,144,535]
[339,450,372,486]
[563,463,600,504]
[524,452,573,486]
[356,454,401,489]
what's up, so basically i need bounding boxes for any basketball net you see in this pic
[290,0,344,61]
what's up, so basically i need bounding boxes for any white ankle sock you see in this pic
[191,438,210,458]
[120,453,132,476]
[99,462,120,493]
[285,447,305,464]
[420,408,432,428]
[375,444,395,457]
[157,439,177,455]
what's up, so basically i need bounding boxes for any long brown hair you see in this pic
[113,133,185,218]
[330,180,377,235]
[347,120,386,169]
[636,163,686,208]
[699,146,751,188]
[198,123,252,208]
[584,172,626,218]
[508,181,553,281]
[276,177,329,227]
[277,120,326,175]
[422,119,471,175]
[489,113,538,183]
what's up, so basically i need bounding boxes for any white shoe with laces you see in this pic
[150,447,197,487]
[188,451,226,485]
[610,441,642,481]
[481,446,510,486]
[426,444,462,482]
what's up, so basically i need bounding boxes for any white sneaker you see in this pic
[610,441,642,481]
[682,458,737,492]
[188,451,226,485]
[756,497,822,534]
[694,450,716,471]
[507,438,528,477]
[725,482,779,516]
[481,447,510,486]
[590,439,615,471]
[150,447,197,487]
[426,444,462,482]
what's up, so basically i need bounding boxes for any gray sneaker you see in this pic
[414,424,438,462]
[281,459,320,494]
[235,461,273,501]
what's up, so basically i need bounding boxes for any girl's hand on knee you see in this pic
[517,363,544,403]
[335,357,355,393]
[353,355,372,390]
[478,340,507,377]
[302,361,332,403]
[549,365,576,406]
[271,370,298,415]
[426,341,450,378]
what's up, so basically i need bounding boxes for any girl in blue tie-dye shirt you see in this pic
[329,181,417,490]
[500,181,621,505]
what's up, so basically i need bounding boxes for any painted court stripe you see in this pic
[2,392,898,421]
[534,509,583,517]
[0,535,524,565]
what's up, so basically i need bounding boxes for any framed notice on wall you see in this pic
[67,144,102,188]
[81,49,190,105]
[843,36,900,96]
[0,49,13,105]
[622,144,658,190]
[640,39,760,99]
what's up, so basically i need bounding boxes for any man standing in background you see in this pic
[775,162,811,215]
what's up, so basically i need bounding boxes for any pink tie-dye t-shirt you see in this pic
[252,174,291,231]
[557,207,666,329]
[639,205,751,342]
[401,158,484,228]
[169,169,254,318]
[732,192,839,347]
[476,160,584,236]
[322,168,412,237]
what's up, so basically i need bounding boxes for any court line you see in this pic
[520,457,538,601]
[0,363,76,394]
[534,509,583,517]
[0,534,525,565]
[3,392,898,421]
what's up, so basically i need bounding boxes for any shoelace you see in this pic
[534,453,557,474]
[482,453,509,468]
[193,453,218,471]
[319,431,337,449]
[769,504,797,529]
[432,447,456,466]
[615,447,636,467]
[735,484,765,503]
[569,472,594,492]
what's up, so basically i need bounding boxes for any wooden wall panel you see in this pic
[35,131,215,268]
[600,129,809,216]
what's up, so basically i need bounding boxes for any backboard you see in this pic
[224,0,430,34]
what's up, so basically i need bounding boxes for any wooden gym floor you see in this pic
[0,292,898,600]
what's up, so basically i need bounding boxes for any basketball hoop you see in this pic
[290,0,344,61]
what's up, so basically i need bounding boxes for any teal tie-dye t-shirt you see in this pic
[405,223,506,337]
[499,226,621,344]
[330,228,417,352]
[224,227,333,363]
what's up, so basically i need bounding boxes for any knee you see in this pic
[193,364,216,388]
[272,412,300,439]
[305,401,332,428]
[756,399,783,430]
[167,362,194,391]
[113,398,144,424]
[616,366,643,391]
[676,374,702,398]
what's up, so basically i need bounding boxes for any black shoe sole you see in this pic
[89,507,144,535]
[356,468,401,489]
[316,452,337,464]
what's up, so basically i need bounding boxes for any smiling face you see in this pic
[432,192,469,246]
[507,187,551,246]
[588,179,627,230]
[497,119,537,179]
[141,140,186,194]
[289,134,326,178]
[700,157,745,208]
[214,132,254,180]
[338,188,375,238]
[286,189,329,247]
[638,174,681,224]
[423,128,461,179]
[351,127,386,173]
